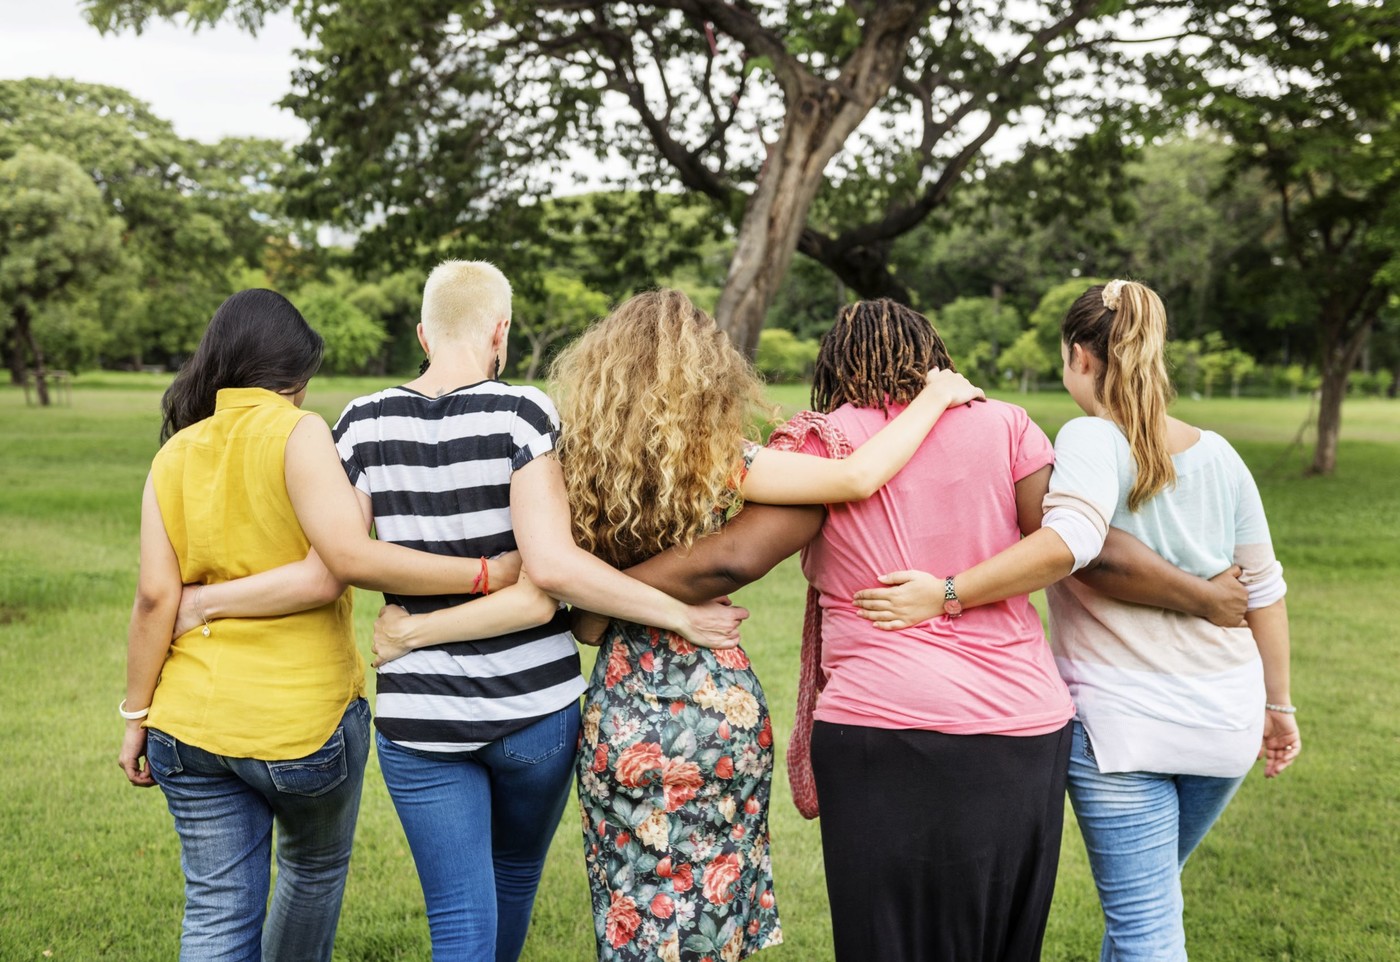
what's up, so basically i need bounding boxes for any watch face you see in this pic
[944,598,963,618]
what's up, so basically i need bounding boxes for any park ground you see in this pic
[1,374,1397,961]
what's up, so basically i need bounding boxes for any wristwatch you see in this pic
[943,577,962,618]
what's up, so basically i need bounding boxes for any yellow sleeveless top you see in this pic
[146,387,365,759]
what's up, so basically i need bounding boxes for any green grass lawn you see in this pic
[2,373,1397,961]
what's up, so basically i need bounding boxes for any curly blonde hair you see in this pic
[549,289,769,568]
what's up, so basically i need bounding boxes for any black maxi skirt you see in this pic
[810,720,1072,962]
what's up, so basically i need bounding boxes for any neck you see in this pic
[411,341,497,395]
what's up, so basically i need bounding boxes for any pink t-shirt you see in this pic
[800,399,1074,736]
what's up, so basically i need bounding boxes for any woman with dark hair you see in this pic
[118,288,554,961]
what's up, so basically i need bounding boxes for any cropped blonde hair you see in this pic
[421,260,512,347]
[1062,279,1176,511]
[549,289,768,568]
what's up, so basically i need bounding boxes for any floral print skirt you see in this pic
[578,621,783,961]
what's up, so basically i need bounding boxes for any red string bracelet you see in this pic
[472,556,490,595]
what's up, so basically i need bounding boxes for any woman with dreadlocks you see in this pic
[854,281,1297,962]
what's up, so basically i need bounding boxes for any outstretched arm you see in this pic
[173,544,525,637]
[741,369,983,505]
[371,571,559,666]
[854,464,1248,629]
[1078,532,1247,627]
[284,415,487,594]
[571,503,825,644]
[511,454,750,649]
[852,466,1073,629]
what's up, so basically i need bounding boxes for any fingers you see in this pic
[877,570,917,586]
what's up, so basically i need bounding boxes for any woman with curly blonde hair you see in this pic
[549,289,981,962]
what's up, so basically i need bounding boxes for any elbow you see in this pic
[524,563,568,599]
[526,588,560,628]
[846,466,882,502]
[133,586,178,616]
[312,571,348,606]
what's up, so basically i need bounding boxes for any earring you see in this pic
[495,353,503,379]
[419,356,431,376]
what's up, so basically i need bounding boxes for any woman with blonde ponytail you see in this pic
[856,278,1299,962]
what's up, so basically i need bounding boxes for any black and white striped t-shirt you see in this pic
[333,380,585,752]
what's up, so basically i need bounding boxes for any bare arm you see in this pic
[853,466,1074,629]
[176,545,525,637]
[742,370,983,504]
[120,475,182,788]
[1248,599,1299,777]
[571,503,825,644]
[284,415,483,594]
[511,454,749,649]
[371,571,559,666]
[1079,531,1248,627]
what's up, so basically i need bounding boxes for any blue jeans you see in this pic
[146,697,371,962]
[1066,720,1245,962]
[375,703,581,962]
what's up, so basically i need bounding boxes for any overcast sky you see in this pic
[0,0,308,143]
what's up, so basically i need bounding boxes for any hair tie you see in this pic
[1102,279,1127,311]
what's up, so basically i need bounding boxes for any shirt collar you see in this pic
[214,387,297,412]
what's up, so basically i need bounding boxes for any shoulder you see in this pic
[496,383,560,431]
[334,387,404,432]
[1054,415,1124,448]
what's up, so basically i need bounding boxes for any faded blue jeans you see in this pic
[146,697,371,962]
[1067,720,1246,962]
[375,703,580,962]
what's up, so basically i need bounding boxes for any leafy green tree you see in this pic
[86,0,1186,355]
[515,272,612,381]
[0,78,300,366]
[754,328,821,384]
[999,329,1056,393]
[1158,1,1400,473]
[296,287,388,376]
[936,296,1023,381]
[0,148,123,404]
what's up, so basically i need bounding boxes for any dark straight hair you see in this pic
[160,289,325,443]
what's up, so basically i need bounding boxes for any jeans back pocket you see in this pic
[145,728,184,780]
[267,728,347,797]
[501,709,571,764]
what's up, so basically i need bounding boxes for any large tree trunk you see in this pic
[714,102,839,358]
[713,5,929,357]
[16,305,50,407]
[1309,315,1372,476]
[6,323,25,386]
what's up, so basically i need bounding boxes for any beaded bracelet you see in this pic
[1265,702,1297,714]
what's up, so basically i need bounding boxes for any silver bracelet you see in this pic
[1265,702,1297,714]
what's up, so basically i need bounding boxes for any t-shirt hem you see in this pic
[812,704,1073,738]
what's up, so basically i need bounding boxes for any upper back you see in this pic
[813,398,1053,586]
[332,380,559,602]
[151,387,312,584]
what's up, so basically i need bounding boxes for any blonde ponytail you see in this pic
[1062,280,1176,511]
[1104,282,1175,509]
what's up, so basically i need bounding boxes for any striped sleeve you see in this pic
[510,388,560,472]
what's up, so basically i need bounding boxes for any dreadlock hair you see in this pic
[1062,280,1176,511]
[811,298,956,413]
